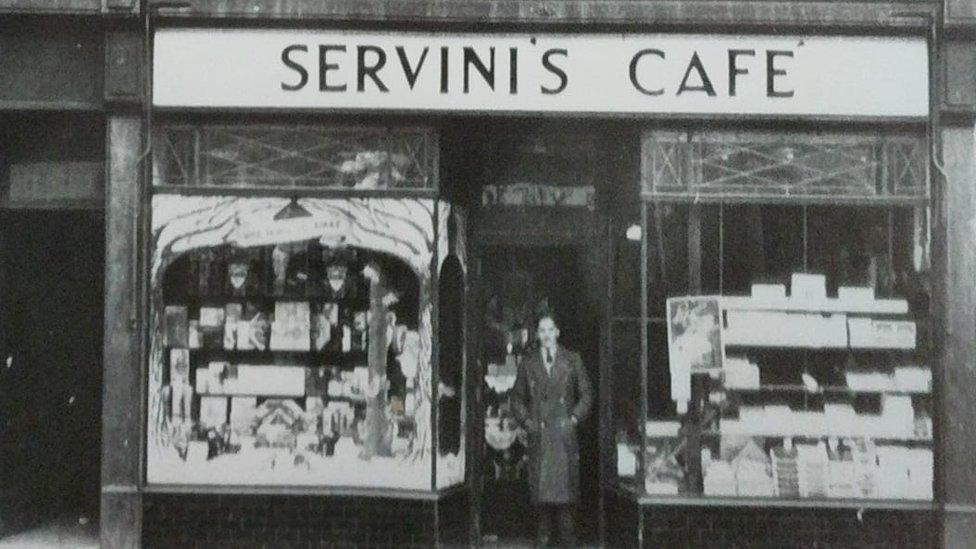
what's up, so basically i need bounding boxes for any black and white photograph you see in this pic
[0,1,972,547]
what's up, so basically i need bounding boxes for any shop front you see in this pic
[102,21,946,547]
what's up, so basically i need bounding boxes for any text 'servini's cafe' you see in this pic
[139,25,939,546]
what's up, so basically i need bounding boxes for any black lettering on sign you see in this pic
[677,51,716,96]
[396,46,429,90]
[509,47,518,95]
[281,45,308,91]
[357,45,389,92]
[440,47,449,94]
[629,49,665,96]
[728,49,755,97]
[541,49,568,95]
[766,50,794,98]
[319,45,346,92]
[463,47,495,93]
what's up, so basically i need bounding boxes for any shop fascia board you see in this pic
[149,0,936,29]
[0,0,138,14]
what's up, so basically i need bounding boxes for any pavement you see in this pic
[0,515,98,548]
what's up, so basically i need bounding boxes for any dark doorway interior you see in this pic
[479,245,600,544]
[0,209,104,537]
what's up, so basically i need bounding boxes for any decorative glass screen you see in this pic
[153,125,437,190]
[642,131,927,203]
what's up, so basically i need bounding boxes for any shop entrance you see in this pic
[0,210,103,544]
[478,245,600,545]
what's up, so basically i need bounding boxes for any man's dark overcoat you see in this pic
[512,345,593,504]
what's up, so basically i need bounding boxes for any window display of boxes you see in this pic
[725,311,847,348]
[845,370,895,392]
[771,443,800,497]
[848,318,916,350]
[797,442,829,498]
[893,366,931,393]
[723,357,760,389]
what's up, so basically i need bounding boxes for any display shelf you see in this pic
[720,296,909,315]
[699,430,932,444]
[633,494,937,511]
[720,385,930,396]
[723,342,850,350]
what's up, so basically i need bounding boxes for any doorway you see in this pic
[478,245,600,545]
[0,209,103,543]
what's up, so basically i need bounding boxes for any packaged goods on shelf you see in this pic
[312,313,333,351]
[703,459,737,496]
[202,365,306,397]
[851,439,879,498]
[723,357,760,389]
[845,370,895,392]
[791,273,828,300]
[797,442,829,498]
[186,441,209,464]
[230,397,258,434]
[644,425,682,495]
[171,381,193,420]
[893,366,932,393]
[164,306,189,347]
[224,304,243,350]
[751,284,787,299]
[914,411,933,440]
[825,404,857,434]
[645,420,681,437]
[770,443,800,497]
[880,395,916,439]
[725,310,847,348]
[733,439,776,497]
[188,320,201,349]
[875,446,933,500]
[826,439,857,498]
[793,412,828,437]
[848,318,916,350]
[169,349,190,382]
[616,443,637,477]
[838,286,875,303]
[199,307,225,328]
[305,367,330,397]
[200,396,229,429]
[270,301,312,351]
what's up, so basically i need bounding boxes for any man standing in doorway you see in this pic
[512,314,594,547]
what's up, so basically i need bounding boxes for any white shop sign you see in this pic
[154,29,928,118]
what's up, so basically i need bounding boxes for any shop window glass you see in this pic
[153,125,436,190]
[147,195,446,489]
[641,198,932,501]
[610,320,641,490]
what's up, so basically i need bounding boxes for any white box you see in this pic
[838,286,875,303]
[791,273,827,300]
[751,284,787,299]
[199,396,228,428]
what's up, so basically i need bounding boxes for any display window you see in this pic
[614,129,932,502]
[146,124,465,490]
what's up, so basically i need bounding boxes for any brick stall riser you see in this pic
[143,493,470,548]
[621,506,938,549]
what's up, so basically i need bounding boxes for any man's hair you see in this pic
[536,313,559,329]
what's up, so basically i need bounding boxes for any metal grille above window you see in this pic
[153,125,437,191]
[642,131,927,204]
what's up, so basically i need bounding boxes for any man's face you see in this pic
[537,317,560,349]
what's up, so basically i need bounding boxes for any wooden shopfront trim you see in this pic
[143,482,467,500]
